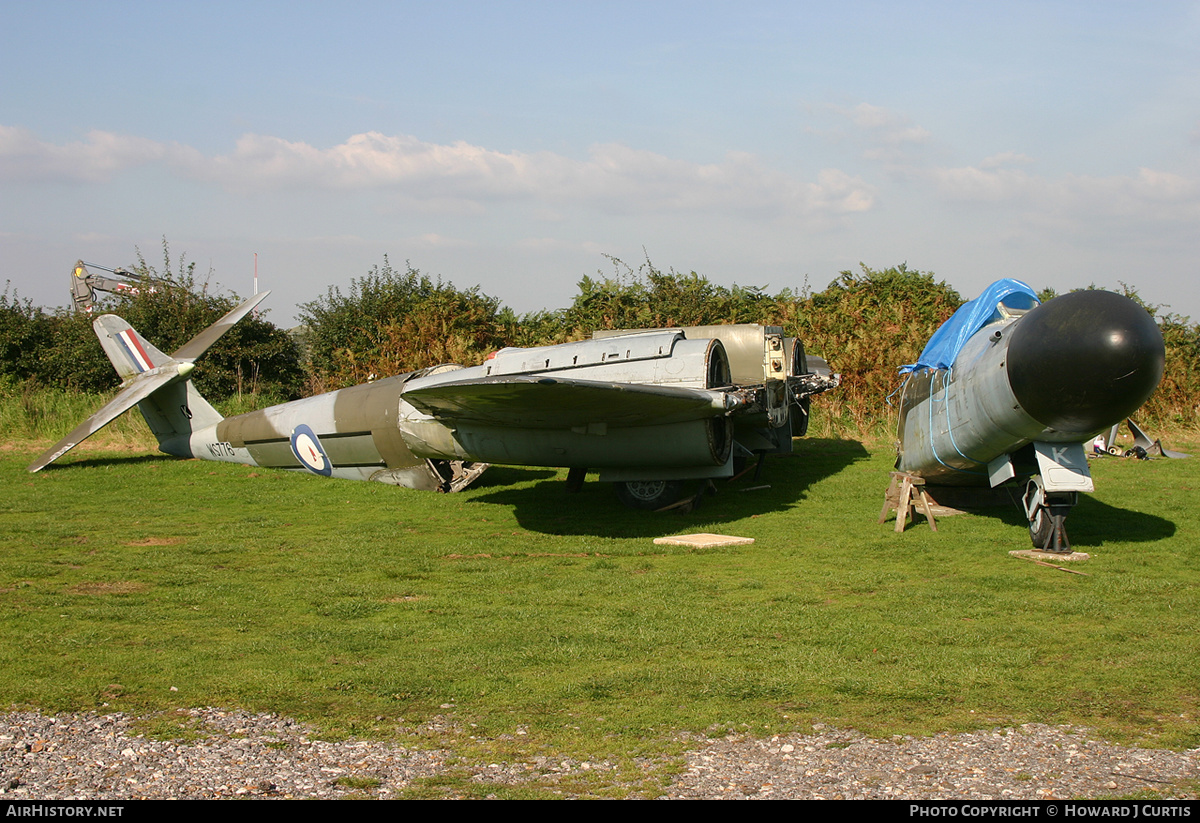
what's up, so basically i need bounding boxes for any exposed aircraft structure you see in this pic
[1093,417,1189,461]
[894,279,1165,550]
[30,294,839,510]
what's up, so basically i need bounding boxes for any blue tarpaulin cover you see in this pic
[899,278,1039,373]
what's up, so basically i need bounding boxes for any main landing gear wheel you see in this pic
[1028,504,1055,548]
[615,479,685,510]
[1022,476,1076,552]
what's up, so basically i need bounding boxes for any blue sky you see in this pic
[3,1,1198,326]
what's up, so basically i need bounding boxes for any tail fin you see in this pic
[29,292,270,472]
[93,316,172,379]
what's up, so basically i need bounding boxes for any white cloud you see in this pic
[846,103,932,145]
[513,238,614,257]
[928,162,1200,223]
[415,232,474,248]
[912,159,1200,264]
[828,105,1200,227]
[927,164,1040,202]
[0,126,187,182]
[822,103,933,165]
[199,133,876,218]
[544,144,875,216]
[979,152,1035,169]
[201,132,535,197]
[0,126,875,221]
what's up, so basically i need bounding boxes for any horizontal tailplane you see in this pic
[28,292,270,472]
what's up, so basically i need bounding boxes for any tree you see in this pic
[298,258,506,390]
[779,264,964,431]
[559,255,772,336]
[21,240,304,400]
[0,285,54,384]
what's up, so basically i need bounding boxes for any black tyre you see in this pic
[615,479,685,510]
[1029,506,1054,548]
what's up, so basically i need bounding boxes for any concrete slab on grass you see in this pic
[1009,549,1091,562]
[653,533,755,548]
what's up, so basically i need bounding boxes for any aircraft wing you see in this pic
[402,374,732,429]
[28,365,189,472]
[171,291,271,362]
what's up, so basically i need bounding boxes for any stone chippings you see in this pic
[0,708,448,799]
[668,724,1200,800]
[1,710,1197,800]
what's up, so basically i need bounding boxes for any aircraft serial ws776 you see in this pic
[30,293,840,509]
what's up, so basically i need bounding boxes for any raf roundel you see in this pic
[290,424,332,476]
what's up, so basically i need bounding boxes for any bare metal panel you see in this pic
[485,332,682,376]
[595,324,778,386]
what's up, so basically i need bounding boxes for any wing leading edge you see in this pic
[402,374,736,429]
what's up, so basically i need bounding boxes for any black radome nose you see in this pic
[1006,290,1164,434]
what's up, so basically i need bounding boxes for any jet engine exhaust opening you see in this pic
[707,416,733,465]
[787,338,808,376]
[704,339,732,389]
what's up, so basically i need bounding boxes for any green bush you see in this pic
[2,241,304,401]
[559,255,773,335]
[0,286,54,384]
[787,264,963,434]
[298,257,506,390]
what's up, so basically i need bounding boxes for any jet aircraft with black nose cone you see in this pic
[895,279,1165,550]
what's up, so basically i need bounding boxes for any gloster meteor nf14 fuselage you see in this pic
[31,292,839,509]
[895,280,1165,549]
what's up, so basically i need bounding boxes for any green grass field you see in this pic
[2,425,1198,797]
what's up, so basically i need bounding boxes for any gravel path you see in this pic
[671,724,1200,800]
[1,709,1196,799]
